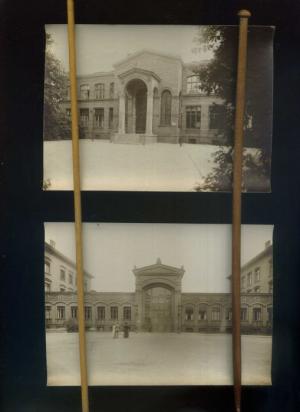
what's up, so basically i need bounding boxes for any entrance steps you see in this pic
[111,133,157,144]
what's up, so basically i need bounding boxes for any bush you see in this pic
[66,318,78,332]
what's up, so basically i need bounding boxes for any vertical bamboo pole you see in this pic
[232,9,251,412]
[66,1,90,411]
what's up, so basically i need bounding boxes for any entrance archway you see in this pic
[126,79,147,134]
[143,285,174,332]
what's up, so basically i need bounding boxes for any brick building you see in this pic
[45,245,273,334]
[61,50,226,144]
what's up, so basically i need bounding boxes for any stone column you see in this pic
[146,90,154,135]
[132,96,136,133]
[118,92,126,134]
[135,287,143,331]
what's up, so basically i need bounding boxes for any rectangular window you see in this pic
[60,268,66,282]
[226,309,232,321]
[57,306,65,320]
[185,307,193,321]
[45,306,51,319]
[123,306,131,321]
[111,306,118,320]
[80,109,89,127]
[109,108,114,129]
[109,82,114,98]
[85,306,92,321]
[198,310,207,320]
[66,108,71,117]
[253,308,262,321]
[97,306,105,321]
[68,272,73,285]
[186,106,201,129]
[95,83,105,99]
[209,105,226,129]
[71,306,78,319]
[84,280,88,291]
[80,84,90,100]
[211,309,220,321]
[241,308,248,321]
[247,272,252,286]
[45,281,51,292]
[94,108,104,128]
[45,261,50,274]
[254,267,261,282]
[241,276,246,289]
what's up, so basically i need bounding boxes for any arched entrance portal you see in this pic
[126,79,147,134]
[143,285,174,332]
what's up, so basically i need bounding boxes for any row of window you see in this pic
[46,305,132,321]
[76,75,211,101]
[184,307,272,322]
[67,108,114,129]
[79,82,115,100]
[67,104,225,130]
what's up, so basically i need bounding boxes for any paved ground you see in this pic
[44,140,261,191]
[46,332,272,386]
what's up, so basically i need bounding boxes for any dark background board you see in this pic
[1,0,300,411]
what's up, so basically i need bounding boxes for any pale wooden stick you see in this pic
[66,1,89,411]
[232,9,251,412]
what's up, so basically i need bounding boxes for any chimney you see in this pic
[265,240,271,249]
[50,240,56,248]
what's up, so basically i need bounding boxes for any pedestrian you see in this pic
[115,322,119,338]
[123,322,130,338]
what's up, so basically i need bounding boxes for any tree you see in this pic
[43,33,71,140]
[194,26,273,192]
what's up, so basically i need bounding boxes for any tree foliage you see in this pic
[44,33,71,140]
[194,26,273,192]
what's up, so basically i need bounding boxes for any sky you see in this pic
[45,223,273,293]
[45,24,213,75]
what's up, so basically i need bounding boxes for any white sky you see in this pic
[45,223,273,293]
[45,25,213,75]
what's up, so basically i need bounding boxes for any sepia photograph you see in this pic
[44,223,273,385]
[43,25,274,192]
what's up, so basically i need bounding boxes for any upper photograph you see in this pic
[43,25,274,192]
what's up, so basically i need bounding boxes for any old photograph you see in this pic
[43,25,274,192]
[44,223,273,385]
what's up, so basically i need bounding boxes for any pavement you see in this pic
[43,140,262,192]
[46,331,272,386]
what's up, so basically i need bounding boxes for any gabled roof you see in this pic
[113,49,183,67]
[45,242,94,279]
[133,258,185,277]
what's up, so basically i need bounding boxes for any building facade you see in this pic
[45,246,273,334]
[44,241,93,293]
[61,50,226,144]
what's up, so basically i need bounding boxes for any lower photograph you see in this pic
[44,222,273,386]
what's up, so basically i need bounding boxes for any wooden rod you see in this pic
[232,9,251,412]
[66,1,90,412]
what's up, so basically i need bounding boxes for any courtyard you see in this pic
[43,140,262,192]
[46,331,272,386]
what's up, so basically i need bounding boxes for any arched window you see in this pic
[160,90,172,126]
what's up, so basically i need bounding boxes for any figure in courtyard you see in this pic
[112,322,119,338]
[123,322,130,338]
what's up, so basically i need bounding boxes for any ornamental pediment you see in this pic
[133,259,185,279]
[117,67,161,83]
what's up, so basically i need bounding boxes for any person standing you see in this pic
[123,322,130,338]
